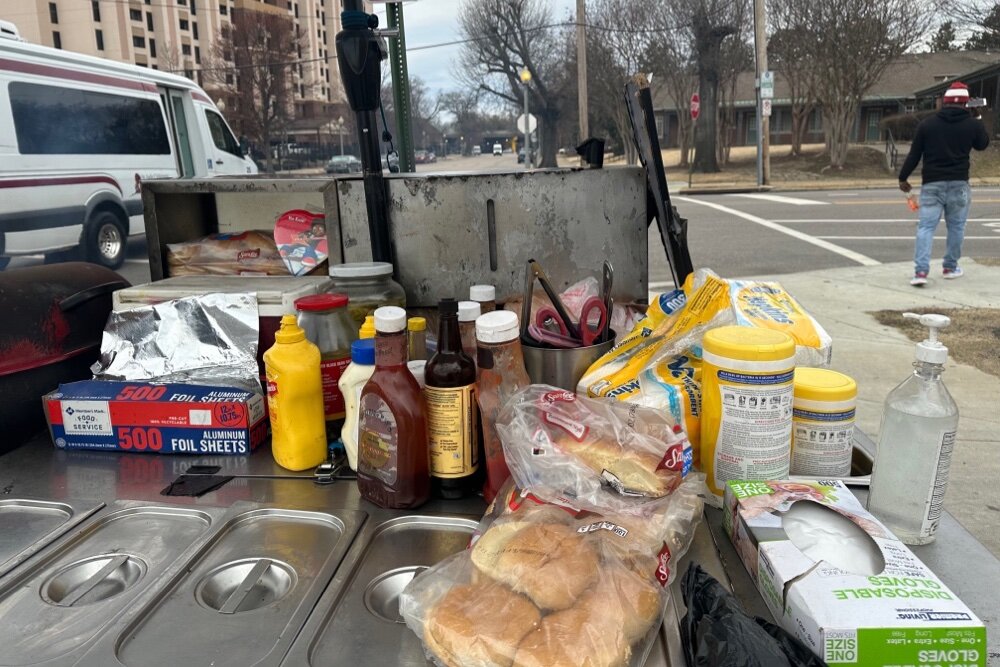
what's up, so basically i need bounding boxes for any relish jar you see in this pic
[330,262,406,328]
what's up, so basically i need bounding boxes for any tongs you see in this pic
[520,259,581,342]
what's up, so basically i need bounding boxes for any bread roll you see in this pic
[512,605,631,667]
[471,522,599,611]
[553,433,677,497]
[424,581,541,667]
[577,566,662,642]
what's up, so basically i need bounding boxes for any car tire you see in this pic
[83,209,127,270]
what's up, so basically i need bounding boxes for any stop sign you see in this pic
[690,93,701,121]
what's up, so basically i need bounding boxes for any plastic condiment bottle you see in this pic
[790,368,857,477]
[338,338,376,471]
[357,307,430,509]
[295,293,357,443]
[868,313,958,545]
[475,310,530,503]
[408,317,427,361]
[425,298,479,499]
[701,326,796,498]
[359,315,376,339]
[457,301,481,358]
[263,315,327,471]
[470,284,497,313]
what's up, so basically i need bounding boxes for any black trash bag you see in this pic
[680,563,828,667]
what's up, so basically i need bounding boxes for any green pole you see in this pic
[386,3,414,173]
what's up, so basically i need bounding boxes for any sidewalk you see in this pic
[746,259,1000,556]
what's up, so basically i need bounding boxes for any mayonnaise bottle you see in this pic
[338,338,376,471]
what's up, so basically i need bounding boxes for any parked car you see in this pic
[325,155,362,174]
[414,150,438,165]
[493,143,503,156]
[518,148,537,164]
[0,30,257,269]
[472,145,482,156]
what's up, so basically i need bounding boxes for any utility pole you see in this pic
[576,0,589,142]
[753,0,770,186]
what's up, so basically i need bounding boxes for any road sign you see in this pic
[760,70,774,99]
[517,113,537,134]
[690,93,700,121]
[762,99,772,117]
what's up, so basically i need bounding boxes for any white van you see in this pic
[0,33,257,269]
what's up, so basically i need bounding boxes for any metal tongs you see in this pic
[520,259,581,343]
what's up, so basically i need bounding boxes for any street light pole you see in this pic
[520,68,531,169]
[338,116,344,156]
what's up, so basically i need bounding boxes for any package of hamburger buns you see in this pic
[494,385,696,515]
[399,476,704,667]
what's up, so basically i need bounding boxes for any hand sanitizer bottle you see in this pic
[868,313,958,545]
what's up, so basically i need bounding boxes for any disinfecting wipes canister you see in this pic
[791,368,857,477]
[701,326,795,497]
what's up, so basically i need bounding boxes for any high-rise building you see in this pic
[3,0,345,118]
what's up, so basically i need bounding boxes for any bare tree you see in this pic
[646,3,697,166]
[204,10,309,172]
[716,33,752,165]
[586,0,652,164]
[456,0,571,167]
[780,0,931,169]
[768,21,818,156]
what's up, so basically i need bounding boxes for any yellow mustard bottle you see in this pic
[264,314,327,471]
[701,326,796,497]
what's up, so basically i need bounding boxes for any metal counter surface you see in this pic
[1,435,997,666]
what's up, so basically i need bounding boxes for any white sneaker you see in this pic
[942,267,964,279]
[910,272,928,287]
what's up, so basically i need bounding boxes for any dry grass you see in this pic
[871,307,1000,379]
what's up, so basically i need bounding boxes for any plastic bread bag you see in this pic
[495,385,695,514]
[167,231,296,277]
[399,477,704,667]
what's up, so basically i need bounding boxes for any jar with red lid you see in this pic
[295,293,358,443]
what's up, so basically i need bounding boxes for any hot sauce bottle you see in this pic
[357,306,430,509]
[425,298,479,499]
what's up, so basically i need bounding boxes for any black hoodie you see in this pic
[898,106,990,183]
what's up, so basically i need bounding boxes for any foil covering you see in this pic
[93,292,261,394]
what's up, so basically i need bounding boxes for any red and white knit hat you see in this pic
[943,82,970,105]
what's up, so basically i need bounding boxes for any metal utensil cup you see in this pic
[521,331,616,391]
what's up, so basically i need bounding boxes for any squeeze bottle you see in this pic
[868,313,959,545]
[263,314,327,471]
[338,338,376,471]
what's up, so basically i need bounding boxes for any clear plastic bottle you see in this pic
[868,313,959,545]
[408,317,427,361]
[475,310,531,503]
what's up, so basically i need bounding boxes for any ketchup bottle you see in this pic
[357,306,430,509]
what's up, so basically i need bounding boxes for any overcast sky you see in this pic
[374,0,577,93]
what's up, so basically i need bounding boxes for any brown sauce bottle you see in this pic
[357,306,430,509]
[425,298,479,499]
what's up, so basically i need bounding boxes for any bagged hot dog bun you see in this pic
[424,581,541,667]
[578,566,662,642]
[512,605,631,667]
[552,432,677,497]
[471,522,599,611]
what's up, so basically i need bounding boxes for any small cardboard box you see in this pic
[45,380,267,455]
[724,480,987,667]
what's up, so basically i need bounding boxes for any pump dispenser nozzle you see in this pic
[902,312,950,364]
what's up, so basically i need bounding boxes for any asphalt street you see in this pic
[649,186,1000,289]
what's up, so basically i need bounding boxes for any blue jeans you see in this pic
[914,180,970,275]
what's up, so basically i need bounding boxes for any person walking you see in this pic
[898,82,990,287]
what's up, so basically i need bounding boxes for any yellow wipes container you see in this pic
[790,368,857,477]
[264,314,327,471]
[701,326,795,497]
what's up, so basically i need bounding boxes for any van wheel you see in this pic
[84,210,127,269]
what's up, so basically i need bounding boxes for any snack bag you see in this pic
[495,386,693,513]
[400,476,704,667]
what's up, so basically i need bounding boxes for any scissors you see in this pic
[535,296,607,347]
